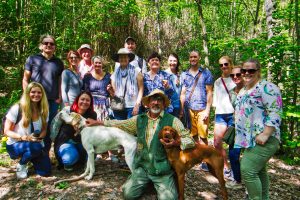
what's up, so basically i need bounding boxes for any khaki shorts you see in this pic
[189,109,209,139]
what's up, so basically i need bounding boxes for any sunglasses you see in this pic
[69,56,78,60]
[43,42,55,46]
[219,63,229,68]
[230,73,242,78]
[241,68,258,74]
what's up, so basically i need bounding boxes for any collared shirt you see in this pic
[181,67,213,110]
[104,111,195,150]
[24,53,64,100]
[234,80,282,148]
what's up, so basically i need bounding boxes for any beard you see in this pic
[150,107,161,114]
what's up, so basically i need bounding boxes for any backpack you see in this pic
[1,104,22,135]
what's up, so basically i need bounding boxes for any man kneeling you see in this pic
[86,89,195,200]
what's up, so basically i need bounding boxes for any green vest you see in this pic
[133,112,175,175]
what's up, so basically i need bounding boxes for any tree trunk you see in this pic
[264,0,276,81]
[155,0,162,54]
[253,0,261,37]
[195,0,210,68]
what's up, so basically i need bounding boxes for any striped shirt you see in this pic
[104,111,195,150]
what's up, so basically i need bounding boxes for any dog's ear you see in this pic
[171,127,180,141]
[158,128,164,139]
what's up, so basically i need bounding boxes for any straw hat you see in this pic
[142,89,170,107]
[77,44,93,55]
[112,48,135,62]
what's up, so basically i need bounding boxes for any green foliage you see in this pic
[55,181,70,190]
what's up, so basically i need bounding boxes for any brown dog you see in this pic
[158,126,228,200]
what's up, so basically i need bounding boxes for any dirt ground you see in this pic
[0,149,299,200]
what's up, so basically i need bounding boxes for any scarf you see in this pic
[115,64,137,98]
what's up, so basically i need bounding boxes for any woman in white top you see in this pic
[213,56,236,180]
[4,82,51,179]
[111,48,144,120]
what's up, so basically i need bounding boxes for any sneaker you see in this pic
[16,163,28,179]
[224,169,235,181]
[64,165,73,172]
[200,162,209,172]
[225,180,243,189]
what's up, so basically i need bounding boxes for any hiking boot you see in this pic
[200,162,209,172]
[225,180,243,189]
[16,163,28,179]
[224,168,235,181]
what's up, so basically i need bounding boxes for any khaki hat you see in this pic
[77,44,93,55]
[112,48,135,62]
[142,89,170,107]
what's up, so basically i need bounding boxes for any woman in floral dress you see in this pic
[234,58,283,200]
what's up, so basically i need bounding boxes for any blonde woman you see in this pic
[4,82,51,179]
[212,56,236,180]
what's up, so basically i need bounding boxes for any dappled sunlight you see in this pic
[198,191,217,199]
[203,173,219,184]
[0,186,11,199]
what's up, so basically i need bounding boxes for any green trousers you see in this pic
[241,136,279,200]
[122,167,178,200]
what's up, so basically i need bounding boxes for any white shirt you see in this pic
[213,77,236,114]
[6,104,46,145]
[111,66,141,108]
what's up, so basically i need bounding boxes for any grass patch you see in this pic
[0,156,12,167]
[55,181,70,189]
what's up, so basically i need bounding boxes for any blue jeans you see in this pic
[6,142,51,176]
[58,142,86,167]
[113,107,134,120]
[45,100,59,153]
[229,147,241,182]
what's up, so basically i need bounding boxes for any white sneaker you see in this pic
[224,168,235,181]
[225,180,243,189]
[16,163,28,179]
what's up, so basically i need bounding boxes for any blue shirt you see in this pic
[143,70,174,112]
[164,70,181,109]
[181,67,213,110]
[25,53,64,100]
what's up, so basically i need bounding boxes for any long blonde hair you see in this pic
[19,82,49,128]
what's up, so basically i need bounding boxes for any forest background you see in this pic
[0,0,299,164]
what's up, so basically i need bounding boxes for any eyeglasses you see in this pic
[219,63,229,68]
[241,68,258,74]
[69,56,78,60]
[43,42,55,46]
[230,73,242,78]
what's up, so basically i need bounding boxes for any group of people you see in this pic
[3,34,282,200]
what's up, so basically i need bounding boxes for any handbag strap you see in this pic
[122,76,129,98]
[188,71,202,102]
[221,78,232,101]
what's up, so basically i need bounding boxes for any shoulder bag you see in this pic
[110,77,128,111]
[221,78,235,146]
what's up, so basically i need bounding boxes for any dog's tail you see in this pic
[54,173,86,186]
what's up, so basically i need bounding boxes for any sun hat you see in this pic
[125,36,136,43]
[77,44,93,55]
[142,89,170,107]
[112,48,135,62]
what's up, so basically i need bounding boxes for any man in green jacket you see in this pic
[86,89,195,200]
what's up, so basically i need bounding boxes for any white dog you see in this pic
[54,111,137,181]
